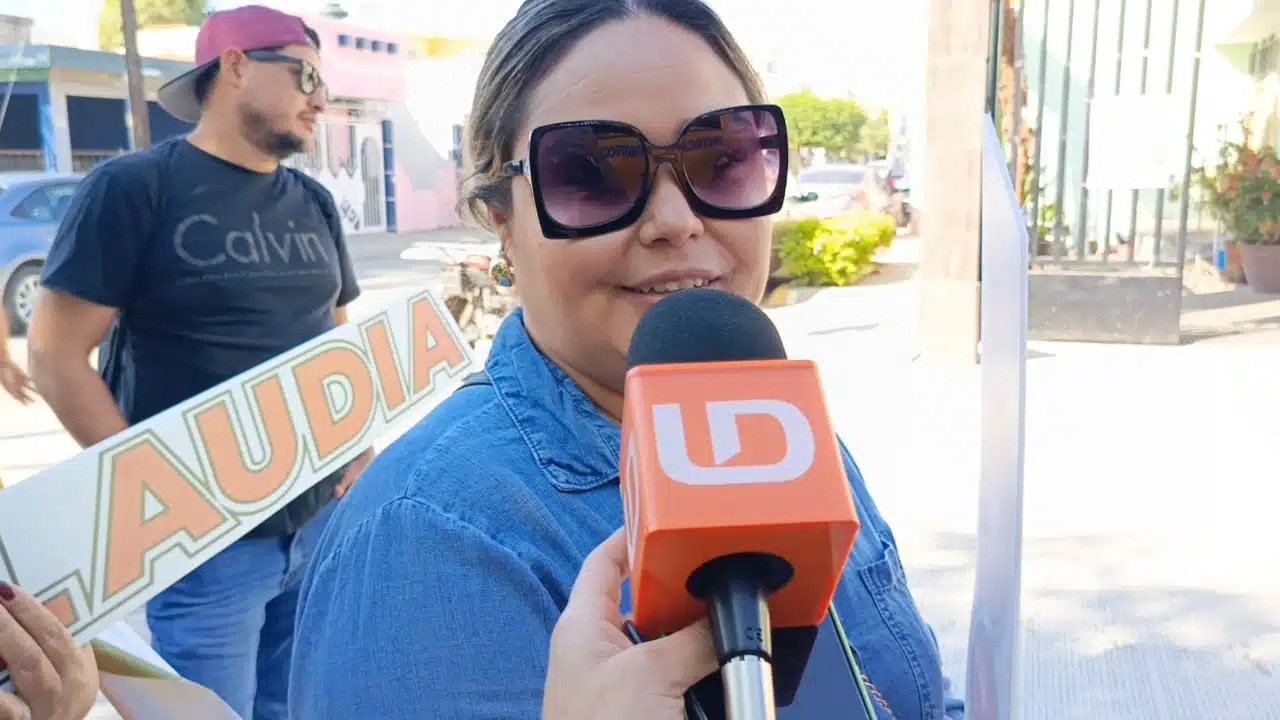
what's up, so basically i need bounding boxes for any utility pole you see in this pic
[120,0,152,149]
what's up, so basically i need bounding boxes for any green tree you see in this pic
[99,0,208,52]
[776,90,869,161]
[858,109,891,159]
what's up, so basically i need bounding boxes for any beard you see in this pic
[237,103,306,160]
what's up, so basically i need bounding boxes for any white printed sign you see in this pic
[0,289,475,701]
[1087,94,1184,190]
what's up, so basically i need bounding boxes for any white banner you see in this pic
[966,116,1030,720]
[0,289,475,701]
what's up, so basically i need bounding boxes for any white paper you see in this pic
[95,623,173,675]
[98,674,241,720]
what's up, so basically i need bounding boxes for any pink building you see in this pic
[282,16,464,235]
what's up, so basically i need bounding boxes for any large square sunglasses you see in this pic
[503,104,789,240]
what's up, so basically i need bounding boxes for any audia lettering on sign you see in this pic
[0,289,473,665]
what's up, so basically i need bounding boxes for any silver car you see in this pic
[0,173,83,334]
[782,164,869,219]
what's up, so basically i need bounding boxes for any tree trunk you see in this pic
[995,0,1034,205]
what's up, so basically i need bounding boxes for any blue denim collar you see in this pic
[482,309,622,492]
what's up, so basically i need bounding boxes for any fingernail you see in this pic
[0,583,14,602]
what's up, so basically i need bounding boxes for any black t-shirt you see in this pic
[42,138,360,424]
[41,138,360,537]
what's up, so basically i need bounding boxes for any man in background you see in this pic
[0,312,32,408]
[26,6,371,718]
[0,309,34,490]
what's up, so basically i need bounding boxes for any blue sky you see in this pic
[0,0,925,111]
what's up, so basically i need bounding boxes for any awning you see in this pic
[1219,0,1280,46]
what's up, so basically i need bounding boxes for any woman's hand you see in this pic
[0,583,97,720]
[542,529,717,720]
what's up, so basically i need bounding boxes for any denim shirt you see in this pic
[289,309,965,719]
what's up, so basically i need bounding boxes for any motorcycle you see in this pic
[400,240,519,348]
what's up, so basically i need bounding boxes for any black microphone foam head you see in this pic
[626,288,788,369]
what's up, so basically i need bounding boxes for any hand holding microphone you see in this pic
[543,529,717,720]
[621,289,861,720]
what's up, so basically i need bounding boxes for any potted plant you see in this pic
[1194,118,1280,293]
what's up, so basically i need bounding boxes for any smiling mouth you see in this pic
[625,277,716,295]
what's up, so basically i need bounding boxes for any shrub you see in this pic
[773,211,897,286]
[1193,116,1280,245]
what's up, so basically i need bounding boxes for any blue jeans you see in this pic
[146,501,336,720]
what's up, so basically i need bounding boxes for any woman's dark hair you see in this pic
[461,0,764,231]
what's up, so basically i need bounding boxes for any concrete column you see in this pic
[44,79,73,174]
[918,0,990,364]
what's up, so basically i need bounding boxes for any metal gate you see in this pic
[987,0,1211,343]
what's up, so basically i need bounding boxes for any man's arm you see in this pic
[27,160,152,448]
[27,291,127,447]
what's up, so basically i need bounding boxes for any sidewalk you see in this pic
[774,258,1280,716]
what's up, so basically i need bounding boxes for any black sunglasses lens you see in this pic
[681,108,783,211]
[533,125,647,229]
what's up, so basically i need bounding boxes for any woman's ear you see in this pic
[489,204,517,255]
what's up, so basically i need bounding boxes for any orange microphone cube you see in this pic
[620,359,860,641]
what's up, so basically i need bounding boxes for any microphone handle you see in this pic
[697,558,785,720]
[720,655,778,720]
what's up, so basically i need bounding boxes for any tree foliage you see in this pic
[776,90,869,161]
[99,0,208,52]
[858,109,891,159]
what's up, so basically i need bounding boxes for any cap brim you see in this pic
[156,61,215,124]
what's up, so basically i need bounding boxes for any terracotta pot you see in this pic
[1225,242,1247,284]
[1240,243,1280,294]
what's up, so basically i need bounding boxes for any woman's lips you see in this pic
[621,278,725,302]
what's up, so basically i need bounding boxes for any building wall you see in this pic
[288,116,390,234]
[45,67,183,172]
[390,51,486,232]
[283,16,467,233]
[305,16,408,102]
[0,80,51,171]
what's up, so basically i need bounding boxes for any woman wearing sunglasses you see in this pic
[290,1,964,718]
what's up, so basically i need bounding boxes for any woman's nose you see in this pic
[636,169,703,247]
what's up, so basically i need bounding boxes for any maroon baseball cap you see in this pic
[157,5,318,123]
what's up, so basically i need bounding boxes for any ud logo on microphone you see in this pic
[652,399,816,486]
[622,438,643,571]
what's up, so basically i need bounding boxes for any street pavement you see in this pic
[4,229,1280,718]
